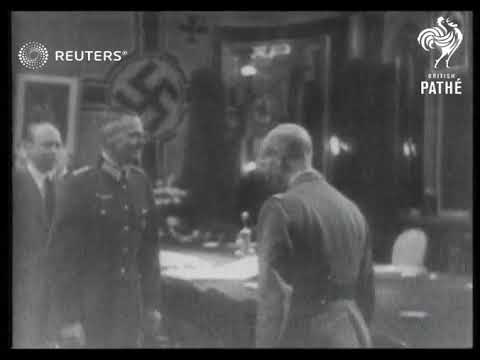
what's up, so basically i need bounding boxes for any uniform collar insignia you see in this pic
[101,160,122,182]
[99,153,130,182]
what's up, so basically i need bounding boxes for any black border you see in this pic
[5,7,478,354]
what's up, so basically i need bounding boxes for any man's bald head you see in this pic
[257,123,313,191]
[25,122,61,144]
[23,122,62,173]
[259,123,313,165]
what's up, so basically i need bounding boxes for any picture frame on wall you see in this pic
[14,73,80,155]
[81,78,109,110]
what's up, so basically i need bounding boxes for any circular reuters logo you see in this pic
[18,41,49,70]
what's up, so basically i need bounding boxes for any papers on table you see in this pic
[202,241,220,249]
[243,281,259,290]
[159,251,213,271]
[373,264,398,273]
[428,273,439,280]
[213,255,258,280]
[160,251,259,281]
[400,267,427,278]
[399,310,430,319]
[374,264,427,277]
[162,255,437,282]
[160,251,216,280]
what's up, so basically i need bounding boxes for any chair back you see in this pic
[392,228,428,267]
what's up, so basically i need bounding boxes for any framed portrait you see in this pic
[14,73,80,154]
[81,77,109,110]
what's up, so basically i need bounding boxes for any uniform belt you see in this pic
[296,283,356,302]
[291,283,356,320]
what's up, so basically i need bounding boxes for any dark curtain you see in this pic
[330,60,397,262]
[180,68,236,227]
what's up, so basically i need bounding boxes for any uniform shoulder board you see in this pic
[272,193,284,200]
[129,165,146,176]
[72,166,92,177]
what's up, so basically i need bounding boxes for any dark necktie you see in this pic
[44,176,55,226]
[120,168,128,184]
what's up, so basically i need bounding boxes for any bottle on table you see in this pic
[235,211,252,256]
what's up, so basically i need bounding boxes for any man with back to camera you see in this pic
[48,107,162,348]
[13,122,63,347]
[255,123,375,348]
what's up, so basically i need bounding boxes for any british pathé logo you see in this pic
[420,72,462,95]
[417,16,463,69]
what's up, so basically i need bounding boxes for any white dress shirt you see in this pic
[26,161,54,199]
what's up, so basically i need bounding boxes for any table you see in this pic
[159,244,473,348]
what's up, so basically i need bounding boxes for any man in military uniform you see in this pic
[255,124,375,348]
[48,108,162,348]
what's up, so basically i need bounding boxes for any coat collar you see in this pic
[288,168,325,189]
[26,161,55,197]
[98,152,129,182]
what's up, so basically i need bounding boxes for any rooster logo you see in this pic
[417,16,463,69]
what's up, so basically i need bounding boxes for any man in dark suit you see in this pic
[12,122,63,348]
[255,124,375,348]
[48,108,162,348]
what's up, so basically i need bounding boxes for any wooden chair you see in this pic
[391,228,428,268]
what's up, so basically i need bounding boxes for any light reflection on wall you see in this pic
[402,138,417,158]
[241,161,257,174]
[240,64,257,77]
[349,14,365,59]
[329,135,352,156]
